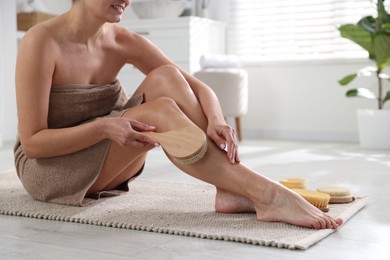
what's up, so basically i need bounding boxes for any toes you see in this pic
[312,210,342,229]
[312,218,324,229]
[323,215,342,229]
[327,217,339,229]
[319,218,327,229]
[322,216,332,228]
[336,217,344,226]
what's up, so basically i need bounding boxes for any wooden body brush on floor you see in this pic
[291,189,331,212]
[280,178,354,212]
[144,126,208,164]
[316,186,355,204]
[280,178,331,212]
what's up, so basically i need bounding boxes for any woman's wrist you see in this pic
[96,118,111,141]
[207,114,225,125]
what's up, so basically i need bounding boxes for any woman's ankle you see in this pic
[215,188,254,213]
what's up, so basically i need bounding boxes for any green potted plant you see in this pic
[338,0,390,149]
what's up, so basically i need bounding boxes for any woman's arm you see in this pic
[178,68,240,164]
[124,30,239,163]
[15,26,156,159]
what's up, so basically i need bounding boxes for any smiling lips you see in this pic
[112,5,125,13]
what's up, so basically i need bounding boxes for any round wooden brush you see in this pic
[280,178,307,189]
[316,185,354,204]
[144,126,208,164]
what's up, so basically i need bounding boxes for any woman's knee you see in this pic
[149,65,181,79]
[146,65,188,90]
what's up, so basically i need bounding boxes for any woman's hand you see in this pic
[207,121,240,164]
[102,117,159,148]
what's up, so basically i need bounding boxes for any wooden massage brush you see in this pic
[316,185,355,204]
[144,126,208,164]
[280,178,331,212]
[291,189,331,212]
[280,178,355,212]
[279,178,307,189]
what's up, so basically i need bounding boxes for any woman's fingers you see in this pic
[104,117,159,147]
[225,128,238,164]
[129,119,156,132]
[209,124,240,164]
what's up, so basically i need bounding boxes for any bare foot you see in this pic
[253,183,344,229]
[215,184,343,229]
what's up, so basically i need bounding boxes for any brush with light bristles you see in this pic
[291,189,331,212]
[280,178,307,189]
[316,185,354,204]
[144,126,208,164]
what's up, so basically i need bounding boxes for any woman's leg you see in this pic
[134,65,342,229]
[172,141,343,229]
[132,65,252,209]
[93,65,342,229]
[89,64,212,193]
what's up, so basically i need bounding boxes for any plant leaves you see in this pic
[378,0,390,28]
[338,73,357,85]
[338,24,375,58]
[358,16,376,33]
[373,34,390,68]
[384,90,390,104]
[346,88,377,99]
[382,22,390,33]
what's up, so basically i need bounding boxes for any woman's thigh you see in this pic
[133,65,207,129]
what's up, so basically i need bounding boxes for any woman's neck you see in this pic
[64,5,106,45]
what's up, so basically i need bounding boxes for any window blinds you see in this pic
[227,0,377,62]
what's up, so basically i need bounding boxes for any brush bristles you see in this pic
[280,178,307,189]
[316,186,354,203]
[292,189,331,209]
[173,140,208,165]
[316,186,351,197]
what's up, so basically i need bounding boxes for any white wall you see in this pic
[38,0,71,14]
[240,60,385,142]
[0,2,3,147]
[17,0,72,15]
[0,1,17,146]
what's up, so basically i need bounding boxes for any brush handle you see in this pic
[144,126,207,161]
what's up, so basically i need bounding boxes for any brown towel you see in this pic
[14,80,144,206]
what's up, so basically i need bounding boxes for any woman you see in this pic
[14,0,343,229]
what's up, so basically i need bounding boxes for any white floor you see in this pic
[1,139,390,260]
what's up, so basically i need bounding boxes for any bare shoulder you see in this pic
[111,23,148,47]
[19,16,63,55]
[110,23,162,65]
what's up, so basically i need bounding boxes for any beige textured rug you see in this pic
[0,170,368,250]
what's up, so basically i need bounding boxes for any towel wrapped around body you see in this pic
[14,80,144,206]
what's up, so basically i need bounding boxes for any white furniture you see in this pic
[194,68,248,141]
[131,0,186,19]
[0,1,18,145]
[118,16,226,94]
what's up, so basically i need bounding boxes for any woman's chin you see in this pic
[107,15,123,23]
